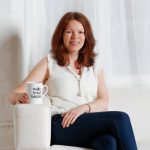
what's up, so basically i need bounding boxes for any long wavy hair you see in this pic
[51,12,96,68]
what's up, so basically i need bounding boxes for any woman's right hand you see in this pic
[16,93,29,104]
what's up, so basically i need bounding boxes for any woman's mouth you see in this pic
[69,41,80,46]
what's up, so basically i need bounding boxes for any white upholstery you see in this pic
[14,104,51,150]
[50,145,92,150]
[13,87,150,150]
[14,104,91,150]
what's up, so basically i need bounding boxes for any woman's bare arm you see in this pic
[9,57,49,105]
[87,69,109,112]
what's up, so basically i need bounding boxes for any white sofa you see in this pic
[14,104,92,150]
[13,87,150,150]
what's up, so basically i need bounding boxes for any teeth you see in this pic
[70,41,79,45]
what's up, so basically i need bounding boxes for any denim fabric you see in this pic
[51,111,138,150]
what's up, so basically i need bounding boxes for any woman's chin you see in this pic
[68,49,80,54]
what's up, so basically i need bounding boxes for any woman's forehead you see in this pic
[65,20,84,30]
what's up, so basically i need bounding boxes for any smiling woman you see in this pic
[9,12,138,150]
[63,20,85,55]
[51,12,96,69]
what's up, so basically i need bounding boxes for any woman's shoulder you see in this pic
[47,52,57,64]
[46,52,58,73]
[47,52,53,62]
[93,54,103,75]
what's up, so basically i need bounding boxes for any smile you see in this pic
[69,41,80,46]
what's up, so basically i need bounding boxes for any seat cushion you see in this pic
[50,145,92,150]
[137,141,150,150]
[14,104,51,150]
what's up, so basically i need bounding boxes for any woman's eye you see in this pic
[79,31,84,34]
[66,31,72,34]
[65,30,84,35]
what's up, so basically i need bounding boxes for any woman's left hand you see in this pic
[61,105,88,128]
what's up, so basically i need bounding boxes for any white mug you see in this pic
[26,82,48,104]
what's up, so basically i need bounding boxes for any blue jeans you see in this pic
[51,111,138,150]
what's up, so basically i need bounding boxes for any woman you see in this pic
[10,12,138,150]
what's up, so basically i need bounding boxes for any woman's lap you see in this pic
[51,111,137,150]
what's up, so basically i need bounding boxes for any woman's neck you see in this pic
[68,53,78,65]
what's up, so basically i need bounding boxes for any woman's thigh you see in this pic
[51,111,137,150]
[51,113,112,146]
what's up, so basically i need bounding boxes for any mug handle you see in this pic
[42,85,48,96]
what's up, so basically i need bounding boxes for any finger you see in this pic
[19,97,26,103]
[18,94,29,104]
[24,93,29,99]
[22,97,29,103]
[18,98,26,103]
[70,114,79,124]
[22,94,28,100]
[64,113,75,127]
[62,112,75,128]
[66,113,77,127]
[61,113,65,117]
[62,112,70,126]
[22,95,26,99]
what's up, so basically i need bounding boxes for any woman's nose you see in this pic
[71,32,78,39]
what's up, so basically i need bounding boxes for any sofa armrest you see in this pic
[14,104,51,150]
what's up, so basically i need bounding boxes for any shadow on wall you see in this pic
[0,32,22,95]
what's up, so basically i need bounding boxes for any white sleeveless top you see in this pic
[47,53,102,116]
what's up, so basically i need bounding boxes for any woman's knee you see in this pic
[91,134,117,150]
[112,111,130,123]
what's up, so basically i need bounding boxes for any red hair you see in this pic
[51,12,96,68]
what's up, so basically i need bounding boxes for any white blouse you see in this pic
[47,53,102,116]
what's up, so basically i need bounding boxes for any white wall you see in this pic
[0,0,24,149]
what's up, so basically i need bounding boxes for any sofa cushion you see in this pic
[14,104,51,150]
[50,145,92,150]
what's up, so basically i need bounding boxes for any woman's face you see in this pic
[63,20,85,54]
